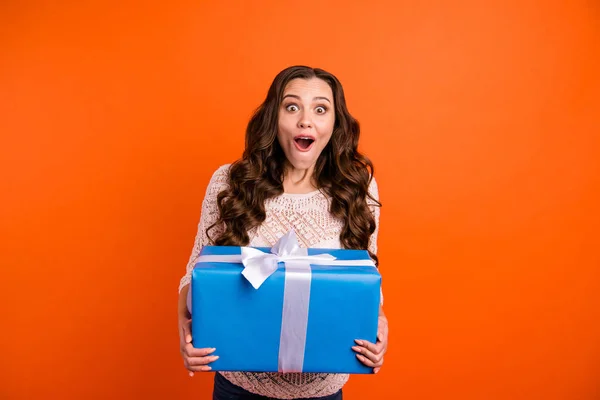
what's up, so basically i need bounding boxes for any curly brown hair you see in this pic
[207,66,381,265]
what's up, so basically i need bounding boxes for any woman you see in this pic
[177,65,388,399]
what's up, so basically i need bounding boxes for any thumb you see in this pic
[183,319,192,344]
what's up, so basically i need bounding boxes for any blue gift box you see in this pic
[189,237,381,374]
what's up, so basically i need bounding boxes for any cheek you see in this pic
[278,116,295,136]
[318,117,335,138]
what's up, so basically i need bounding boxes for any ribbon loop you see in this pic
[240,230,337,289]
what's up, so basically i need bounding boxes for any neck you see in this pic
[282,163,317,194]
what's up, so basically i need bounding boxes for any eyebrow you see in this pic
[282,94,332,104]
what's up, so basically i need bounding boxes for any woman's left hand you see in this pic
[353,309,388,374]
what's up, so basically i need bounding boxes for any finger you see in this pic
[372,340,386,354]
[355,353,380,368]
[187,364,214,372]
[352,345,383,365]
[187,355,219,366]
[185,345,216,358]
[184,361,213,373]
[355,339,384,356]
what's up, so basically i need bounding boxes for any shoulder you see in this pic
[368,174,378,192]
[367,174,379,200]
[210,163,232,183]
[203,163,232,201]
[206,163,233,189]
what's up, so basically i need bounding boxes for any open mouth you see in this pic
[294,137,315,151]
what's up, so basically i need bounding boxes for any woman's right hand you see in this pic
[178,315,219,376]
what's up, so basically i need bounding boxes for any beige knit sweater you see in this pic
[179,164,381,399]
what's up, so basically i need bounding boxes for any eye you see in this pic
[315,106,327,114]
[286,104,299,112]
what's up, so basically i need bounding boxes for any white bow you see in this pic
[240,230,336,289]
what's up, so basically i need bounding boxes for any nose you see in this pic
[297,112,313,129]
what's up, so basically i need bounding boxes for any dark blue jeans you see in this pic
[213,372,343,400]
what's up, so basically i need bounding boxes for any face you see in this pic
[277,77,335,171]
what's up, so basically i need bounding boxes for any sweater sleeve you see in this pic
[367,175,381,258]
[178,164,230,293]
[366,175,385,306]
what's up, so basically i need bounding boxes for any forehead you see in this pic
[283,77,333,99]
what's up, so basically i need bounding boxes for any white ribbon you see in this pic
[194,230,376,373]
[240,230,337,289]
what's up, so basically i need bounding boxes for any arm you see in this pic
[178,164,230,375]
[178,284,191,320]
[177,165,230,316]
[354,175,388,373]
[366,175,384,307]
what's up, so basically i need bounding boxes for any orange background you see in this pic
[1,1,599,399]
